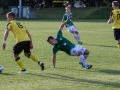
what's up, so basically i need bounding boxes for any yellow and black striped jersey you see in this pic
[7,20,30,43]
[110,9,120,29]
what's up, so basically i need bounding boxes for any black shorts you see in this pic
[13,41,31,54]
[114,29,120,40]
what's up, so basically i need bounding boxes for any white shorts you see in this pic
[66,25,77,32]
[70,45,86,56]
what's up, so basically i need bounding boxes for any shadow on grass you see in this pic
[50,73,120,88]
[83,44,116,48]
[28,73,120,88]
[99,69,120,75]
[0,73,14,75]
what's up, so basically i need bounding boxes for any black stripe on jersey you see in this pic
[6,22,11,28]
[110,11,113,17]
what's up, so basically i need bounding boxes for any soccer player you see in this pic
[107,1,120,50]
[62,6,83,44]
[47,14,92,69]
[2,12,44,74]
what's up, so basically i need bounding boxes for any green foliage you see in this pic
[0,0,3,7]
[85,7,112,19]
[0,20,120,90]
[29,7,112,20]
[0,7,113,20]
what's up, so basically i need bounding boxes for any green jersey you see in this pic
[62,13,73,26]
[52,30,75,55]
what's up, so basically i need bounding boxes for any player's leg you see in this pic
[67,26,82,44]
[83,49,89,59]
[74,31,83,44]
[114,29,120,50]
[78,51,88,67]
[118,39,120,50]
[13,42,27,74]
[78,49,92,69]
[70,45,92,69]
[24,41,44,71]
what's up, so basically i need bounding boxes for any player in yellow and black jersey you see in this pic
[2,12,44,74]
[107,1,120,50]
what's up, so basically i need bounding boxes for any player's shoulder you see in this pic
[7,22,12,26]
[112,9,120,12]
[52,44,58,50]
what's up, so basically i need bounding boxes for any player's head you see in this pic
[66,3,71,8]
[65,6,71,13]
[47,36,57,45]
[112,1,119,9]
[6,12,15,22]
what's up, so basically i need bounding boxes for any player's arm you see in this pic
[62,18,65,23]
[107,12,113,24]
[52,54,56,68]
[26,30,33,49]
[2,28,10,50]
[59,13,70,30]
[62,14,66,23]
[62,20,65,23]
[107,17,112,24]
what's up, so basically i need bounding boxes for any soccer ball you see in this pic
[0,65,4,73]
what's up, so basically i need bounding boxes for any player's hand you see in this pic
[107,21,111,24]
[2,43,6,50]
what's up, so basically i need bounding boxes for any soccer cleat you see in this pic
[38,62,44,71]
[85,64,92,69]
[18,69,27,74]
[79,62,85,68]
[78,41,83,44]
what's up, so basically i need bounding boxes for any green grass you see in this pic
[0,20,120,90]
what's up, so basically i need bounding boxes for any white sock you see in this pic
[84,55,88,59]
[73,33,80,42]
[79,55,88,67]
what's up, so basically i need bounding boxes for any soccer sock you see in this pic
[76,34,80,41]
[28,54,39,63]
[73,33,80,42]
[16,58,25,70]
[84,55,88,59]
[79,55,88,67]
[118,44,120,50]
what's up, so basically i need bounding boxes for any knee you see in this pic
[24,53,28,57]
[14,54,19,61]
[71,31,74,33]
[78,51,82,56]
[75,31,79,34]
[85,49,89,55]
[24,53,31,58]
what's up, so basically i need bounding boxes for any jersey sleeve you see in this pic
[52,46,58,54]
[6,22,12,30]
[110,11,113,19]
[22,22,27,30]
[62,14,67,21]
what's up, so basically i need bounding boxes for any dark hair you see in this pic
[112,1,119,7]
[6,12,16,18]
[66,2,71,6]
[47,36,54,42]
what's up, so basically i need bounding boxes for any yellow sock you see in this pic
[29,54,39,62]
[118,44,120,50]
[16,59,25,70]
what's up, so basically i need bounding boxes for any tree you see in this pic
[45,0,52,7]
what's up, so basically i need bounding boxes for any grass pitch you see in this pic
[0,20,120,90]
